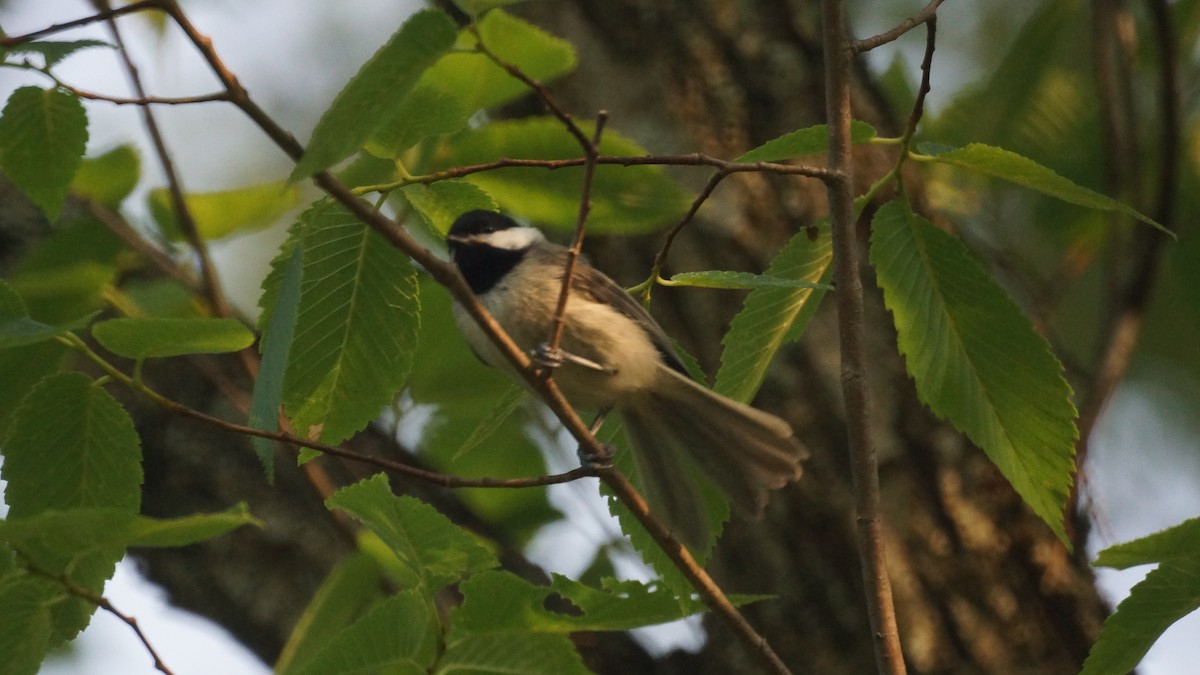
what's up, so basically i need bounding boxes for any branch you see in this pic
[0,0,170,45]
[851,0,945,53]
[68,87,230,106]
[19,553,175,675]
[822,1,907,674]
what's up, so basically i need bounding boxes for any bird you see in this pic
[446,209,807,549]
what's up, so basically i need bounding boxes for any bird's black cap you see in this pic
[447,210,527,294]
[447,210,517,242]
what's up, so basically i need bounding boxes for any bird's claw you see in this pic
[578,442,616,469]
[531,342,615,374]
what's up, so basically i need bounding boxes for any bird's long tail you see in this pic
[618,367,807,549]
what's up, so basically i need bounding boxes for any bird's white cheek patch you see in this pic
[484,227,545,250]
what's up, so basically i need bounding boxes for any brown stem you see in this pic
[823,1,907,674]
[852,0,945,53]
[20,553,175,675]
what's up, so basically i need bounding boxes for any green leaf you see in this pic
[1,39,110,69]
[1,372,142,517]
[326,474,497,590]
[0,576,54,675]
[1080,557,1200,675]
[736,120,877,162]
[1094,517,1200,569]
[0,505,257,557]
[437,632,589,675]
[0,342,67,439]
[367,86,470,159]
[270,201,421,444]
[0,282,93,349]
[869,199,1077,543]
[248,246,304,482]
[451,571,707,636]
[92,317,254,359]
[439,117,692,234]
[451,385,527,460]
[419,10,577,115]
[276,553,386,675]
[71,144,140,207]
[147,181,302,240]
[295,589,437,675]
[452,0,531,16]
[403,180,498,236]
[666,270,832,291]
[290,10,458,181]
[0,86,88,220]
[715,224,833,403]
[921,143,1170,235]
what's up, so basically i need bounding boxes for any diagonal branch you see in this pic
[852,0,945,53]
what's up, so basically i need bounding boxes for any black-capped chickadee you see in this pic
[447,210,806,548]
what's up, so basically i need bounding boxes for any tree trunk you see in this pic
[109,1,1111,672]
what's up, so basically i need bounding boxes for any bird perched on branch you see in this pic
[447,209,807,549]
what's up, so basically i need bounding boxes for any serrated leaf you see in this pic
[276,553,386,675]
[451,385,527,460]
[291,10,458,181]
[248,246,304,482]
[1094,517,1200,570]
[0,86,88,221]
[71,144,140,207]
[715,224,833,403]
[1,372,142,517]
[0,576,54,675]
[736,120,877,163]
[404,180,498,236]
[922,143,1169,235]
[295,589,437,675]
[1,39,110,69]
[272,201,420,444]
[147,180,302,240]
[450,570,708,637]
[0,282,90,350]
[437,632,589,675]
[0,505,257,558]
[368,86,470,159]
[326,475,497,590]
[667,270,832,291]
[92,317,254,359]
[0,342,67,439]
[420,10,576,115]
[1080,557,1200,675]
[869,199,1077,543]
[439,118,692,234]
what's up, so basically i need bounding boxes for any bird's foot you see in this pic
[578,442,616,469]
[531,342,615,374]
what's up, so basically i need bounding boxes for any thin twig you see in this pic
[69,87,230,106]
[640,169,732,303]
[0,0,170,45]
[88,0,234,324]
[19,552,175,675]
[852,0,945,53]
[1066,0,1181,545]
[823,0,907,673]
[547,112,607,358]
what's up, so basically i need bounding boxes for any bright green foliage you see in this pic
[262,201,420,444]
[248,246,303,482]
[275,554,387,675]
[2,372,143,517]
[0,86,88,221]
[92,317,254,359]
[439,118,692,233]
[437,632,590,675]
[736,120,877,162]
[404,180,498,235]
[715,223,833,403]
[870,199,1077,543]
[0,505,257,559]
[420,10,577,115]
[147,181,302,240]
[1082,518,1200,675]
[71,145,140,207]
[667,270,831,291]
[0,280,94,349]
[290,10,458,181]
[0,577,54,675]
[920,143,1168,234]
[295,590,438,675]
[325,475,497,590]
[368,86,470,158]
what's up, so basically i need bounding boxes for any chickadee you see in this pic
[447,210,806,548]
